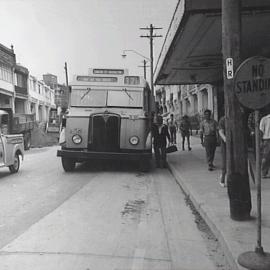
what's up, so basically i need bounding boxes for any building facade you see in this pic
[43,73,68,113]
[0,42,56,123]
[28,75,55,122]
[155,83,218,122]
[14,64,29,113]
[0,44,16,112]
[43,73,57,89]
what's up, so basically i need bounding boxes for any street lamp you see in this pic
[121,49,150,80]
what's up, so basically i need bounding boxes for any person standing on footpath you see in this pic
[200,109,218,171]
[152,115,171,168]
[259,113,270,178]
[179,115,192,151]
[167,114,177,145]
[218,115,226,187]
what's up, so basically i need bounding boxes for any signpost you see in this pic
[236,56,270,270]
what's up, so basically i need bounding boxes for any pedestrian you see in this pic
[179,115,192,151]
[152,115,171,168]
[248,112,256,156]
[200,109,218,171]
[259,113,270,178]
[167,114,177,144]
[218,115,226,187]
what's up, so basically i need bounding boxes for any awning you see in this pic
[154,0,270,85]
[0,88,14,97]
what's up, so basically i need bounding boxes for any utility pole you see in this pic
[64,62,70,108]
[140,24,162,94]
[64,62,69,87]
[121,50,150,80]
[138,60,150,80]
[222,0,251,220]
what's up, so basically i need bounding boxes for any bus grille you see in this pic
[90,114,120,152]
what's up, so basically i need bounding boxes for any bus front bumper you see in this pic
[57,149,152,161]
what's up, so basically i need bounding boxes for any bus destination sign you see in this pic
[234,56,270,110]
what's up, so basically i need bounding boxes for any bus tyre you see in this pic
[61,157,76,172]
[139,159,151,172]
[24,133,31,150]
[9,153,20,173]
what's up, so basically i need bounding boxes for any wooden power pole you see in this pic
[64,62,70,108]
[222,0,252,220]
[140,24,162,94]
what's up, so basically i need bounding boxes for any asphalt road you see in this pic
[0,146,218,270]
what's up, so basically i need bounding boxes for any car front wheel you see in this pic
[9,153,20,173]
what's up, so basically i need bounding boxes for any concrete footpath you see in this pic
[167,135,270,270]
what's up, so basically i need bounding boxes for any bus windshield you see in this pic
[107,90,142,108]
[71,89,107,107]
[71,89,143,108]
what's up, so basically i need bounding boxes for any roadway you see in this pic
[0,146,224,270]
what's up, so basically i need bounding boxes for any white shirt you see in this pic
[260,114,270,139]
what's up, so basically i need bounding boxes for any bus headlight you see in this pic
[129,136,139,145]
[72,134,82,144]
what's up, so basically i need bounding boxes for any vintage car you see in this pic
[0,111,24,173]
[0,133,24,173]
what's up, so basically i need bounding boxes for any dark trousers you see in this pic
[262,140,270,176]
[154,145,167,167]
[169,127,176,144]
[204,135,217,166]
[220,141,226,182]
[181,132,191,150]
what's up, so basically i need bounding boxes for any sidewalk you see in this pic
[167,135,270,270]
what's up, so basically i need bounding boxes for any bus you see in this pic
[57,68,154,172]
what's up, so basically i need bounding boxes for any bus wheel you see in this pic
[9,153,20,173]
[139,159,151,172]
[61,157,76,172]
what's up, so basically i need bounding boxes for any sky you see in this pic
[0,0,178,84]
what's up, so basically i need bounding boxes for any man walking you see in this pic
[260,113,270,178]
[179,115,192,151]
[152,115,170,168]
[218,115,226,186]
[167,114,177,144]
[200,109,218,171]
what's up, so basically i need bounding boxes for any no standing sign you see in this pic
[234,56,270,110]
